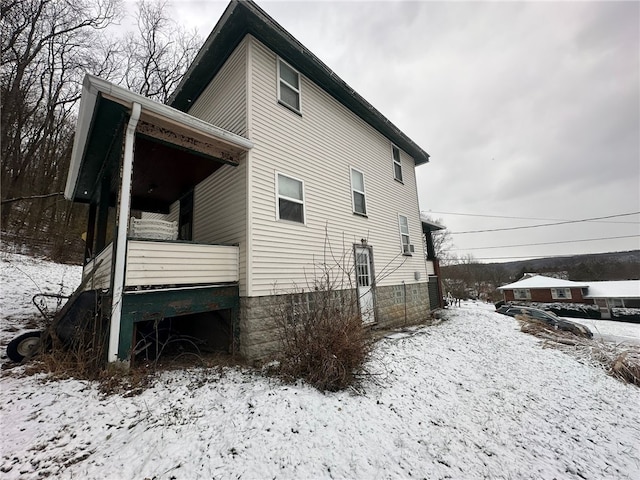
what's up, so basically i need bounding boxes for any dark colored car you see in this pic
[496,306,593,338]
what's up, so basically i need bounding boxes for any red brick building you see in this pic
[498,275,588,303]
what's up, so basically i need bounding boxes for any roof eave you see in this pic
[168,0,430,165]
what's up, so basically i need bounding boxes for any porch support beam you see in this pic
[84,202,96,264]
[95,177,110,253]
[108,102,141,363]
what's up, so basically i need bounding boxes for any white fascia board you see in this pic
[65,74,254,201]
[64,76,99,200]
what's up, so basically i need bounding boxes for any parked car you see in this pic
[496,306,593,338]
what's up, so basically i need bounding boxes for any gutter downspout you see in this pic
[108,102,141,363]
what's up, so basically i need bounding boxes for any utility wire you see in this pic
[454,252,637,261]
[449,234,640,251]
[448,212,640,234]
[426,210,640,224]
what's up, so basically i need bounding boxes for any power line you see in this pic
[426,210,640,224]
[452,251,638,261]
[449,234,640,251]
[448,212,640,234]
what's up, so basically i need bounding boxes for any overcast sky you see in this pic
[123,0,640,263]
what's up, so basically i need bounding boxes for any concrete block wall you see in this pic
[238,283,432,362]
[374,282,432,330]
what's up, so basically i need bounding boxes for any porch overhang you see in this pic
[65,74,253,212]
[420,215,446,234]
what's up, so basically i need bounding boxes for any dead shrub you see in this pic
[517,315,640,387]
[26,306,108,381]
[608,351,640,386]
[271,288,372,392]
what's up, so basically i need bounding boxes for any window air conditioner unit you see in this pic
[403,244,415,254]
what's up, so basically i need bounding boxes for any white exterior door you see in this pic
[355,246,375,324]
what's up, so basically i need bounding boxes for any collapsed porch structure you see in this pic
[65,75,253,363]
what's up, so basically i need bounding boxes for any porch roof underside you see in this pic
[421,215,445,233]
[168,0,430,166]
[65,75,253,213]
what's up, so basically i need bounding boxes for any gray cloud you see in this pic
[164,0,639,261]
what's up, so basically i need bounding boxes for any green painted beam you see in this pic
[117,285,239,360]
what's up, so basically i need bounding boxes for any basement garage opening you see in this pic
[132,310,234,364]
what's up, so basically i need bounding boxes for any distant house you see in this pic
[64,0,438,364]
[498,275,589,303]
[583,281,640,319]
[498,275,640,319]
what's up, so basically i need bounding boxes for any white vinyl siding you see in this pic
[185,38,249,295]
[193,160,247,294]
[83,243,113,290]
[125,240,239,287]
[246,36,426,296]
[188,39,248,136]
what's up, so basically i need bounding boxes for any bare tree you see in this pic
[118,0,200,103]
[1,0,202,260]
[1,0,121,250]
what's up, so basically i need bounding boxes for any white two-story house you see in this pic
[64,0,437,363]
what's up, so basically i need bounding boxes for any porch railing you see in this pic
[82,240,239,290]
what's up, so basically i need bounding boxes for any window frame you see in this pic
[392,145,403,183]
[398,214,412,255]
[350,167,368,217]
[277,57,302,114]
[275,172,306,225]
[513,289,531,300]
[551,287,572,300]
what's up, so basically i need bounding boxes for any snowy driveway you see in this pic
[2,301,639,479]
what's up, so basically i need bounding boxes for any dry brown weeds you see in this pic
[517,316,640,387]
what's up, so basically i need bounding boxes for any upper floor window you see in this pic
[277,58,301,113]
[350,168,367,216]
[277,173,305,224]
[514,289,531,300]
[392,145,403,182]
[551,288,571,300]
[398,215,412,255]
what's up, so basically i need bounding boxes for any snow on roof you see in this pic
[498,275,588,290]
[583,280,640,299]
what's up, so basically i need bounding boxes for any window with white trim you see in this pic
[277,58,301,112]
[392,145,403,182]
[276,173,305,224]
[350,168,367,216]
[551,288,572,300]
[513,289,531,300]
[398,215,412,255]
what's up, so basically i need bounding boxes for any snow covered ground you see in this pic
[568,317,640,346]
[1,254,640,479]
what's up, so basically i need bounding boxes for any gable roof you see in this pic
[169,0,430,165]
[498,275,588,291]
